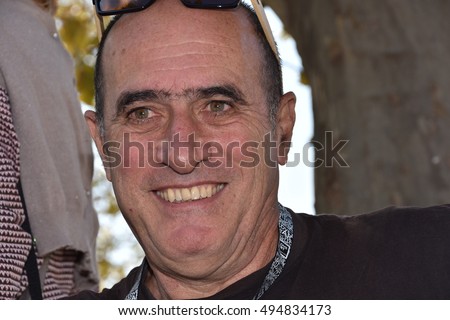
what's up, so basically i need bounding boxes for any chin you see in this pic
[167,225,221,256]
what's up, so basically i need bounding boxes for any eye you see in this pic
[128,107,153,120]
[207,101,231,113]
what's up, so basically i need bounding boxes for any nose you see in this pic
[157,113,204,174]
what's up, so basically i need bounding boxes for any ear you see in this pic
[275,91,296,166]
[85,110,112,181]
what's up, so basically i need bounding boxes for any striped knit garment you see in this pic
[0,87,78,299]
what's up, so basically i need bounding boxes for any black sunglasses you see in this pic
[92,0,278,58]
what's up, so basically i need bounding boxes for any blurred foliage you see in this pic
[56,0,98,106]
[92,165,144,289]
[91,138,144,289]
[300,70,309,85]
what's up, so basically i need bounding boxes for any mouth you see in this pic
[155,183,225,203]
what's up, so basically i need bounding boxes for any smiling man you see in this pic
[89,0,295,300]
[70,0,450,299]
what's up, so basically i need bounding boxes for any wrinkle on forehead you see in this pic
[104,21,253,85]
[107,31,245,65]
[104,0,256,60]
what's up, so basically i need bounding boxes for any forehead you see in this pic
[101,2,263,93]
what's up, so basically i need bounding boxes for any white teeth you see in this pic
[181,188,191,201]
[175,189,182,202]
[200,186,207,198]
[167,189,175,202]
[156,184,224,203]
[191,186,200,200]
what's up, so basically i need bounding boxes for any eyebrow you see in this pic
[115,89,168,114]
[114,84,249,118]
[188,85,248,105]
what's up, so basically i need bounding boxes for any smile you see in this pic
[156,184,225,203]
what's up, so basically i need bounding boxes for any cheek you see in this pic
[107,142,150,204]
[119,135,150,169]
[104,132,164,171]
[122,145,148,170]
[229,141,260,168]
[225,130,274,169]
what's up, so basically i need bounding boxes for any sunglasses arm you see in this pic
[250,0,279,61]
[94,12,105,42]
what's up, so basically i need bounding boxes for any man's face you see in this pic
[88,0,295,280]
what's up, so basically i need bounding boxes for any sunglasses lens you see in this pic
[97,0,240,14]
[182,0,240,8]
[97,0,152,13]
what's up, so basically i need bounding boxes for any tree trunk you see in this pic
[265,0,450,215]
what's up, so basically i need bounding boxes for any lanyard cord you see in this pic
[253,204,293,299]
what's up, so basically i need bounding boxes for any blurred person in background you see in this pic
[0,0,98,299]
